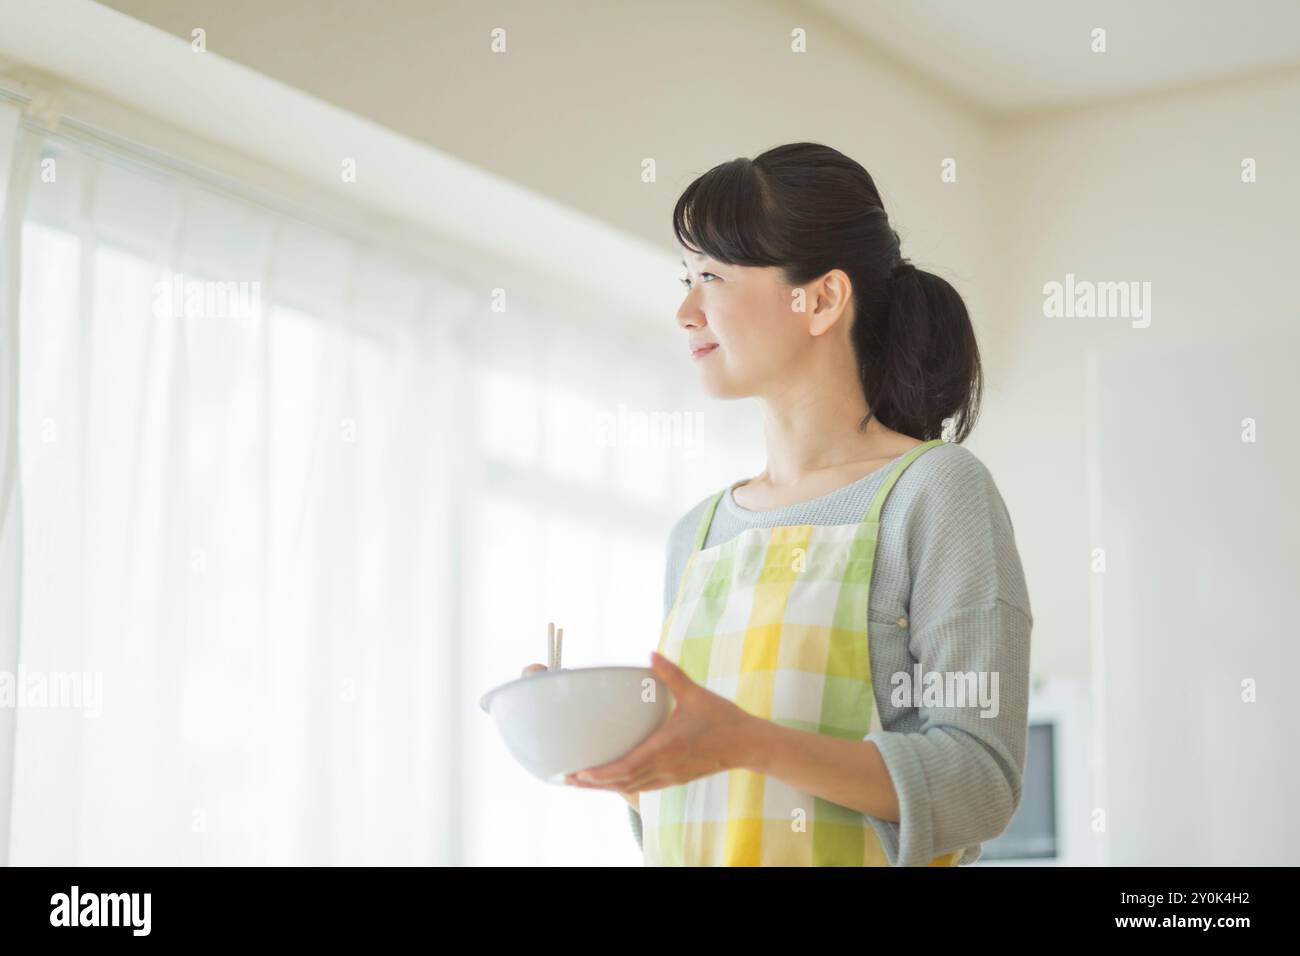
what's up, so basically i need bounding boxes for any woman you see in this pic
[555,142,1032,866]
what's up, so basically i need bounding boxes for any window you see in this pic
[5,121,730,865]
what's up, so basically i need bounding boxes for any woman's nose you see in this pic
[676,295,704,330]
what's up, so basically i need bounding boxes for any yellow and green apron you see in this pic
[640,438,961,866]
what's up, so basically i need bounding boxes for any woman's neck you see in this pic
[751,379,910,488]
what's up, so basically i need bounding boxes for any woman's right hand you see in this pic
[519,662,638,811]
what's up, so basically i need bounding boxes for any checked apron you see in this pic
[640,439,961,866]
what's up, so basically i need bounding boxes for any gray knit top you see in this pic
[628,440,1033,866]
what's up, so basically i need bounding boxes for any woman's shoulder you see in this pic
[917,436,987,469]
[897,440,1032,617]
[665,487,726,549]
[890,439,1023,548]
[901,439,1003,500]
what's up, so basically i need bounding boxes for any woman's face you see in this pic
[676,248,814,400]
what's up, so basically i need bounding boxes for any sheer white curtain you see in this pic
[0,100,35,866]
[7,123,461,864]
[1,108,748,865]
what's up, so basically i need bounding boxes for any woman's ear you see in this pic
[806,268,853,337]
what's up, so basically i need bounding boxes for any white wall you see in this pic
[96,0,1000,259]
[989,71,1300,862]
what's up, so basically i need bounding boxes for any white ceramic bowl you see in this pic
[479,666,674,784]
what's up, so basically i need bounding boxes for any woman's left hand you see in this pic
[564,651,759,793]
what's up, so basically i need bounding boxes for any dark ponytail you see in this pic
[672,142,982,443]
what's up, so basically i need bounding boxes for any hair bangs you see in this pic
[672,158,782,268]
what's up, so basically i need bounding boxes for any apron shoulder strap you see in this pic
[692,488,726,551]
[859,439,946,534]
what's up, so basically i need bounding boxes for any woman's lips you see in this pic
[691,344,719,359]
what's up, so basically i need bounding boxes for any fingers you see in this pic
[520,663,548,677]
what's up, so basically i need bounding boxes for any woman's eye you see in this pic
[679,272,717,287]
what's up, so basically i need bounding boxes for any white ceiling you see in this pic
[806,0,1300,116]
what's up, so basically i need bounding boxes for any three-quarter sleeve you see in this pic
[862,449,1033,866]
